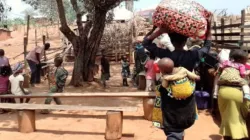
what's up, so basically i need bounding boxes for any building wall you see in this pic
[0,31,11,41]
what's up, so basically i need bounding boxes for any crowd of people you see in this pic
[0,43,68,114]
[104,17,249,140]
[0,16,250,140]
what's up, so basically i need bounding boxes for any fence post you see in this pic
[213,22,218,51]
[240,9,245,49]
[221,18,225,48]
[229,18,232,40]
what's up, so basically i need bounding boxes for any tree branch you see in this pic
[70,0,86,38]
[93,0,125,11]
[70,0,86,15]
[70,0,79,13]
[56,0,76,43]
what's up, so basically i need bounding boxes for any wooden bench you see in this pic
[0,92,156,121]
[0,103,137,140]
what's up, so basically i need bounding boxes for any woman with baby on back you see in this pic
[214,49,250,140]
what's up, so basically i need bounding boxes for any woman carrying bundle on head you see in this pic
[141,0,212,138]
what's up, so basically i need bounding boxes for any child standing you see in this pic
[9,63,30,103]
[41,57,68,114]
[145,53,156,91]
[121,56,130,86]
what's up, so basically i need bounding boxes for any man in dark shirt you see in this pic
[142,20,212,140]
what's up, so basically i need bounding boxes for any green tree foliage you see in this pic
[0,0,11,28]
[22,0,76,23]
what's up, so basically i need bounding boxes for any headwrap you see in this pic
[12,62,24,74]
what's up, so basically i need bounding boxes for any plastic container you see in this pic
[195,91,210,109]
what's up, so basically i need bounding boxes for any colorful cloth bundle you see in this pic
[153,0,211,38]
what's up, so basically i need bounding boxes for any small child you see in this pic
[145,53,156,91]
[216,49,250,100]
[41,57,68,114]
[9,63,30,103]
[121,56,130,86]
[158,58,200,99]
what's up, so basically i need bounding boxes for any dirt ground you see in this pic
[0,27,221,140]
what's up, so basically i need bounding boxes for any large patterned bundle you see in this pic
[153,0,211,38]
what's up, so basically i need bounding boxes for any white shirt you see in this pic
[26,46,44,64]
[9,74,24,95]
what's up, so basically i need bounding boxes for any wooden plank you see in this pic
[214,40,250,44]
[0,103,138,112]
[240,25,250,28]
[213,32,240,36]
[0,92,156,98]
[240,33,250,36]
[214,44,250,50]
[213,23,241,29]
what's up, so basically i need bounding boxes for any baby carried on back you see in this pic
[158,58,200,100]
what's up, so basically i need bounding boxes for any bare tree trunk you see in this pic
[82,8,107,82]
[56,0,125,86]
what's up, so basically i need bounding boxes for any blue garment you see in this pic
[164,130,184,140]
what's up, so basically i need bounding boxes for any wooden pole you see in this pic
[221,18,225,48]
[42,35,49,89]
[229,18,232,40]
[26,15,30,40]
[24,15,30,70]
[42,35,46,45]
[24,37,28,68]
[35,28,37,46]
[240,10,245,49]
[23,37,30,88]
[214,22,218,51]
[42,35,47,61]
